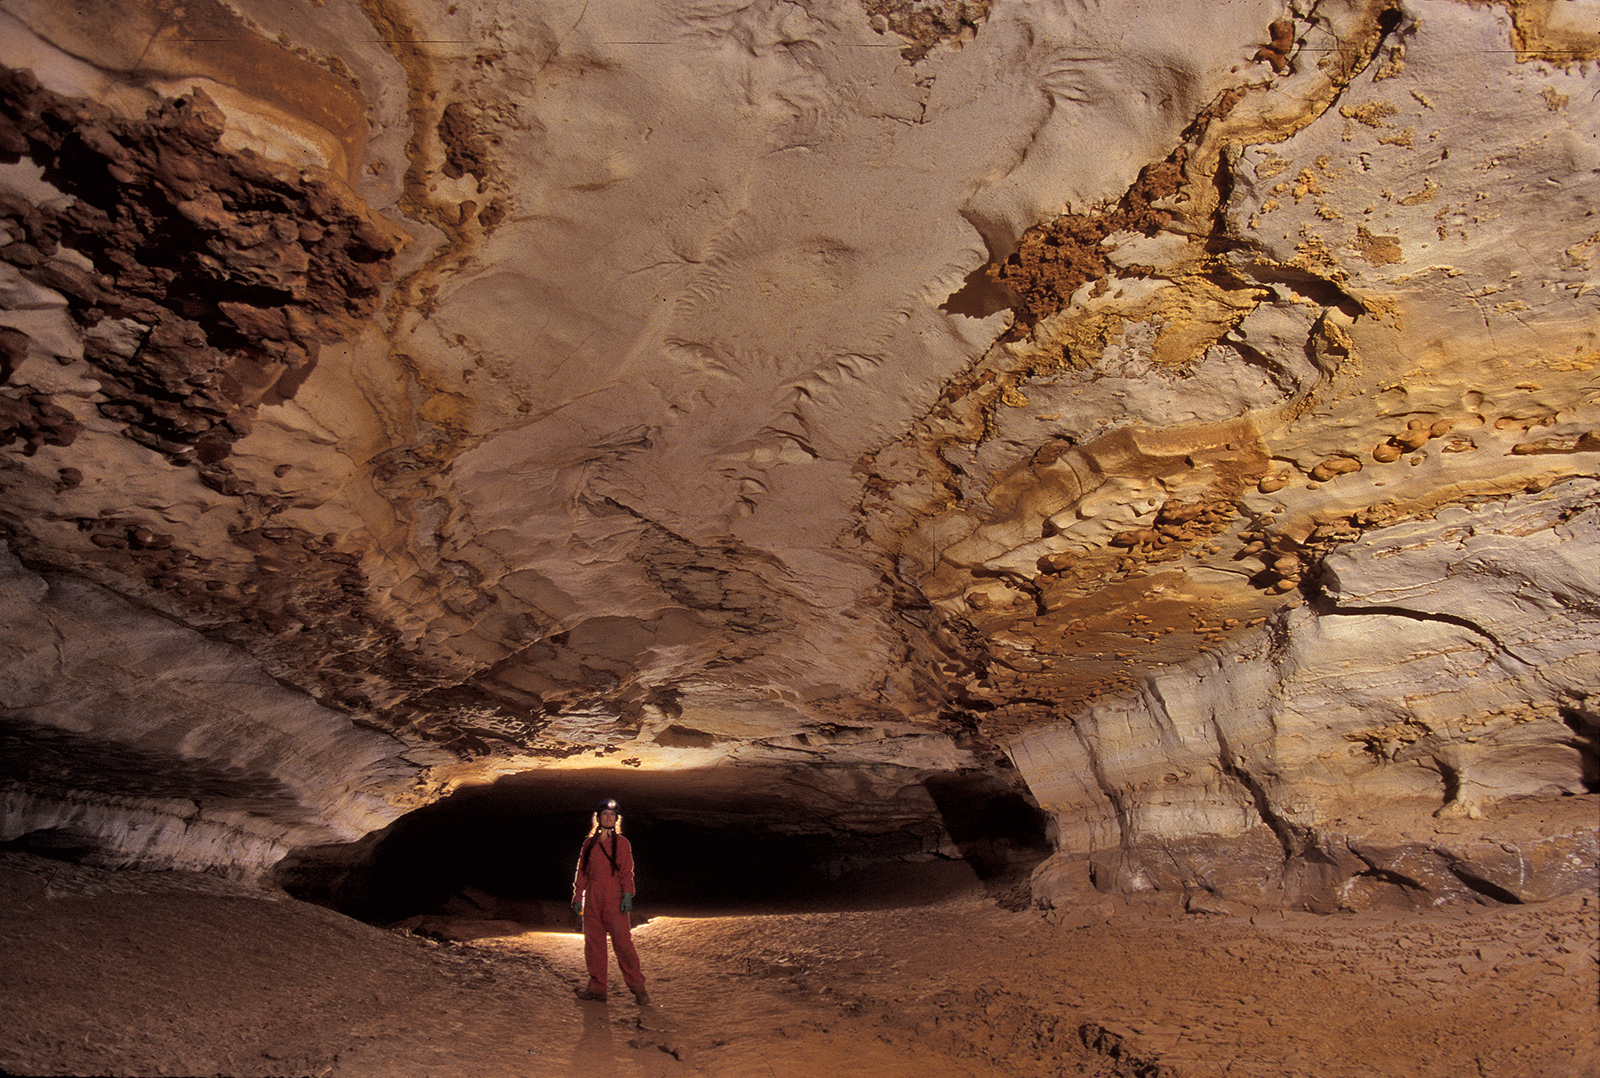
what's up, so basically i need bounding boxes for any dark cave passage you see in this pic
[274,765,1051,925]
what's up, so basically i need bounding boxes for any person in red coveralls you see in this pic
[571,797,650,1004]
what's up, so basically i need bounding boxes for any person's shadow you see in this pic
[567,999,616,1076]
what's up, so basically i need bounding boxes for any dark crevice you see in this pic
[1314,597,1532,666]
[1446,864,1523,905]
[1436,758,1463,807]
[1353,866,1425,892]
[1216,737,1296,861]
[0,827,107,862]
[1370,6,1407,62]
[1225,262,1368,320]
[1558,707,1600,793]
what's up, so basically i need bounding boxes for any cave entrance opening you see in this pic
[275,764,1051,927]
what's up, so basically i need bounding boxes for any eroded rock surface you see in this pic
[0,0,1595,903]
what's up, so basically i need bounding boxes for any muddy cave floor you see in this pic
[0,852,1595,1078]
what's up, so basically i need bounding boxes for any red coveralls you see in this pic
[572,830,646,996]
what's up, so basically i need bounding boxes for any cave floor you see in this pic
[0,852,1595,1078]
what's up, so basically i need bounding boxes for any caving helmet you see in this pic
[591,797,623,833]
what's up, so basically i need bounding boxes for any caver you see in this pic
[571,797,649,1004]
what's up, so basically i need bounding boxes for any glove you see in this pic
[571,898,583,915]
[620,893,634,913]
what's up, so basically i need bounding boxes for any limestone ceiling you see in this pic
[0,0,1596,813]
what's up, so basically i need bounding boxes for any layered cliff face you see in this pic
[0,0,1594,909]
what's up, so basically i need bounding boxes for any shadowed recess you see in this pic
[273,766,1050,923]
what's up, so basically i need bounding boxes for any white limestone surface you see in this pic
[1012,481,1600,907]
[0,548,418,878]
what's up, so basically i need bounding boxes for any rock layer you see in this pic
[1017,481,1600,911]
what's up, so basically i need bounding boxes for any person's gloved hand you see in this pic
[571,897,583,916]
[620,893,634,913]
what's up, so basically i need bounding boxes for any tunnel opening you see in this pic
[0,826,107,863]
[1559,707,1600,793]
[274,764,1052,928]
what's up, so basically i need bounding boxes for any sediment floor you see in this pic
[0,852,1594,1077]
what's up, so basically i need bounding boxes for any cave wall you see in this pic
[0,547,419,879]
[1016,481,1600,911]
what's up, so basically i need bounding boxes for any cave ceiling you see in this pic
[0,0,1597,858]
